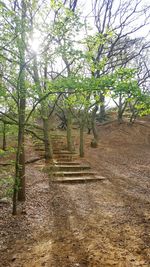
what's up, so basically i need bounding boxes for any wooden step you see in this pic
[54,150,77,155]
[54,159,73,162]
[54,161,81,165]
[53,154,73,158]
[34,146,67,151]
[53,148,67,152]
[33,141,66,147]
[48,165,91,171]
[38,152,73,157]
[52,141,65,144]
[51,137,66,141]
[51,176,105,183]
[54,154,78,159]
[34,133,65,138]
[38,153,78,161]
[33,136,66,142]
[34,148,45,151]
[34,148,68,153]
[52,171,96,177]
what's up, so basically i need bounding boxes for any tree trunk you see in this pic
[16,59,26,203]
[99,93,106,122]
[67,109,73,152]
[129,101,138,124]
[16,122,25,202]
[91,105,99,146]
[118,94,123,123]
[33,56,53,161]
[79,122,84,157]
[13,114,26,214]
[87,128,91,134]
[118,109,123,123]
[2,122,6,151]
[13,0,26,215]
[43,117,53,160]
[43,57,53,160]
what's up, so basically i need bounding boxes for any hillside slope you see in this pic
[0,119,150,267]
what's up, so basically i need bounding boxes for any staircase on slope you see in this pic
[33,130,105,183]
[33,132,78,162]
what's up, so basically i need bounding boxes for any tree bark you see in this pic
[99,93,106,122]
[118,94,123,123]
[33,56,53,160]
[67,109,73,152]
[43,117,53,160]
[13,0,26,214]
[91,105,99,145]
[16,121,25,202]
[2,122,6,151]
[79,122,84,157]
[117,94,128,124]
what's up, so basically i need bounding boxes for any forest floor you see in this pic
[0,118,150,267]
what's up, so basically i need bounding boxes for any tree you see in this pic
[84,0,150,121]
[109,68,143,123]
[11,0,27,214]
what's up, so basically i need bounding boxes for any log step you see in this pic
[53,155,78,159]
[34,148,67,152]
[34,142,65,147]
[38,152,75,158]
[53,161,81,165]
[48,165,91,171]
[51,176,105,183]
[54,151,77,155]
[52,171,96,177]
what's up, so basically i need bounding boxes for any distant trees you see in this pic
[84,0,150,121]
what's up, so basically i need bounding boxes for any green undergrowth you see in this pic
[0,166,14,199]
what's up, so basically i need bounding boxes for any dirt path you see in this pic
[1,171,149,266]
[0,122,150,267]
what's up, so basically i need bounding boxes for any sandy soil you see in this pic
[0,120,150,267]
